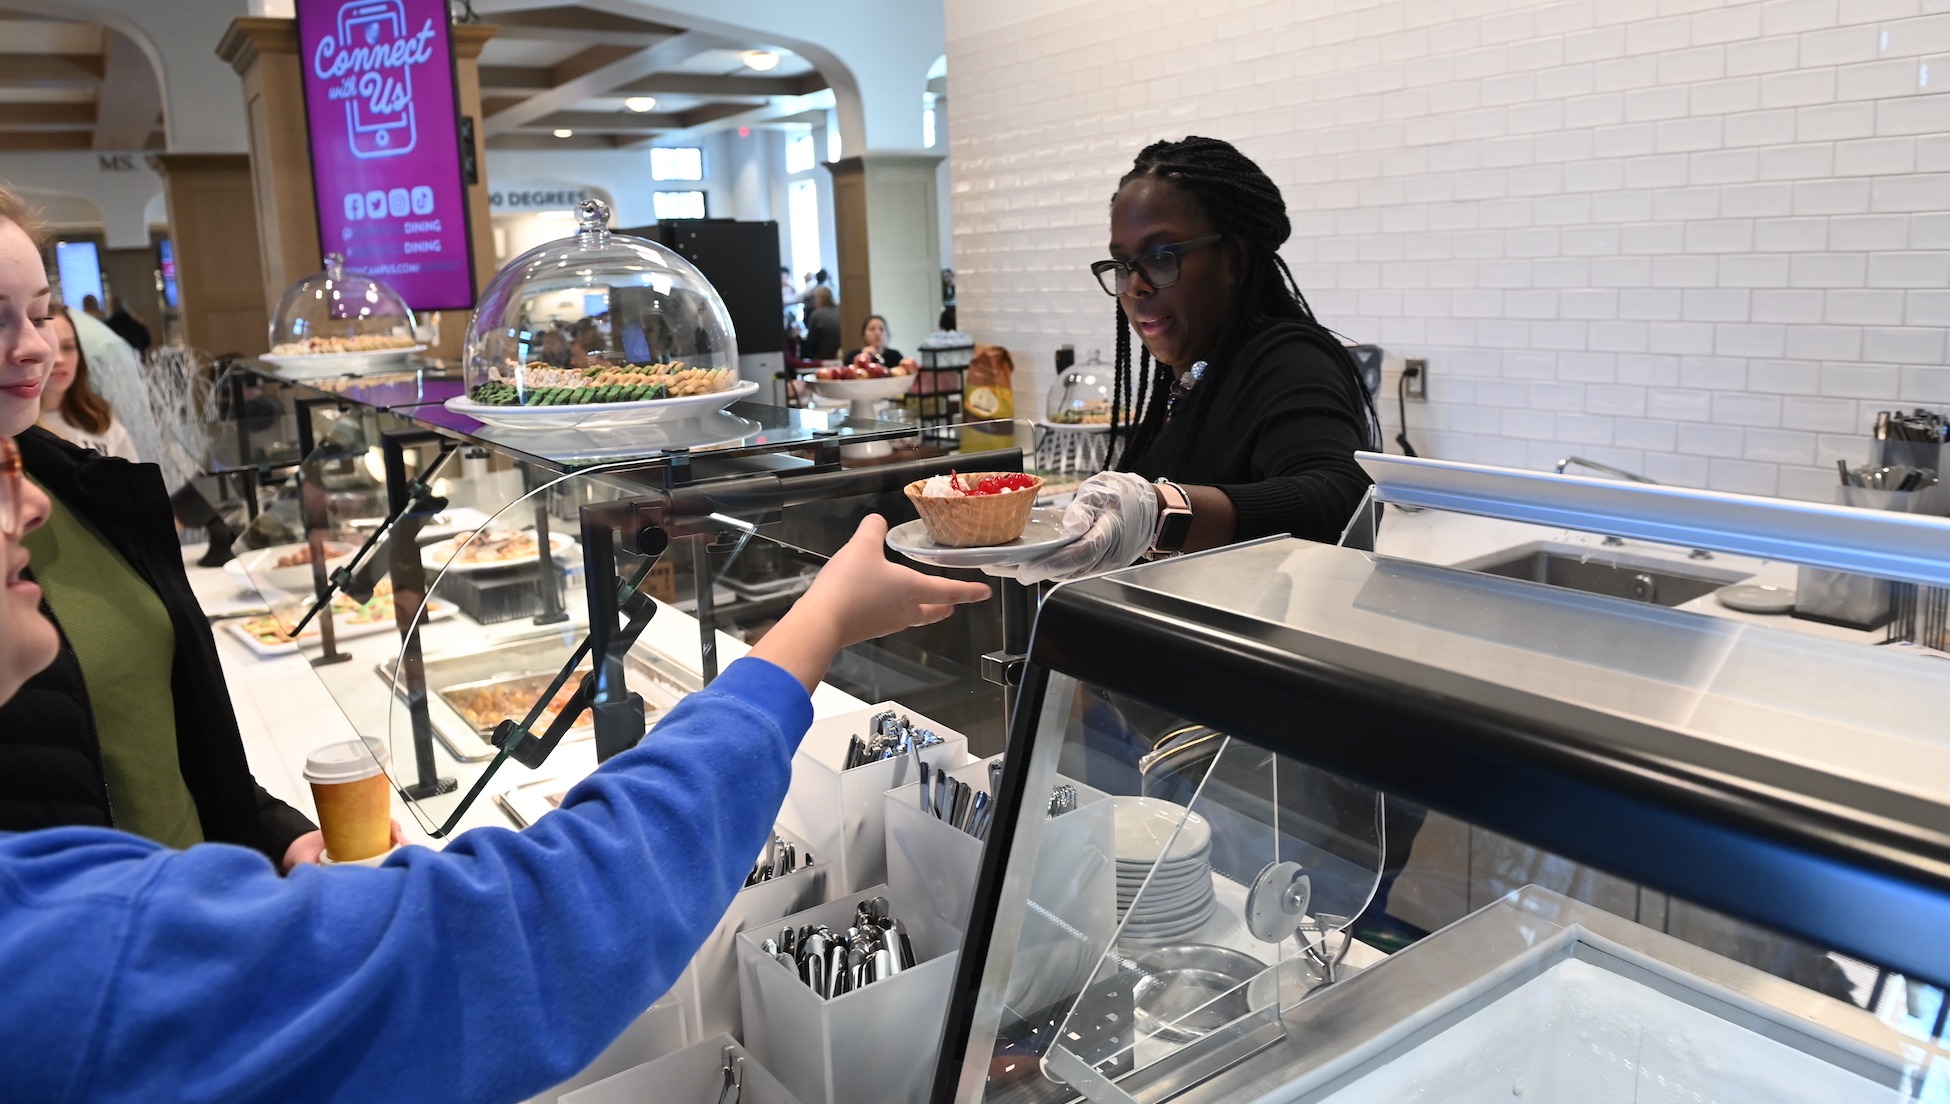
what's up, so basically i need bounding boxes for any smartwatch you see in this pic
[1150,479,1194,556]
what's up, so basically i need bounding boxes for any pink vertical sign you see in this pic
[296,0,476,310]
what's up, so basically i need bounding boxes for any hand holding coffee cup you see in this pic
[303,739,395,863]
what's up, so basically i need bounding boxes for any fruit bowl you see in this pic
[804,372,918,406]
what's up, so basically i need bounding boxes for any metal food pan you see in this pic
[375,629,703,760]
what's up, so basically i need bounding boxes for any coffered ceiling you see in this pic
[0,3,828,155]
[0,8,164,152]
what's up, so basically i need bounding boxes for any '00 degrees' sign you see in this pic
[296,0,475,311]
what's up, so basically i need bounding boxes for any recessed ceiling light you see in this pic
[740,50,780,72]
[553,128,574,139]
[625,96,657,113]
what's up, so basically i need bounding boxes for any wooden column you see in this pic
[217,18,498,360]
[152,154,269,356]
[829,152,945,357]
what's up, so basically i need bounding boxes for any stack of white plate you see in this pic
[1113,796,1217,942]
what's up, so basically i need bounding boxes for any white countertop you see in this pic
[189,546,864,850]
[199,504,1915,850]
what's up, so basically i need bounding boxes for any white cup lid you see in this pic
[303,738,390,785]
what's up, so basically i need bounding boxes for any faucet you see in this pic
[1555,456,1658,484]
[1553,457,1714,559]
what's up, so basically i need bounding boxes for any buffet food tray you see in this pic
[374,629,704,762]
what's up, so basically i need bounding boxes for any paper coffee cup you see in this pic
[303,739,392,863]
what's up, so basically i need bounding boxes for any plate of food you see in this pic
[224,582,456,658]
[227,540,360,594]
[421,529,578,574]
[887,471,1080,568]
[446,361,756,429]
[260,336,425,379]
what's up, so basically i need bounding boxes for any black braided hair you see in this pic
[1105,135,1379,471]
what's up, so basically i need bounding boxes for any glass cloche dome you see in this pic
[1045,351,1112,425]
[461,199,740,411]
[268,253,419,358]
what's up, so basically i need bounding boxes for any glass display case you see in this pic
[934,459,1950,1104]
[263,254,423,379]
[454,198,753,430]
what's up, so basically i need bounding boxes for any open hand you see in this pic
[753,515,992,690]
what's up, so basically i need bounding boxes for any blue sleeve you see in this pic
[0,657,813,1104]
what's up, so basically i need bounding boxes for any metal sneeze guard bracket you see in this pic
[1358,451,1950,589]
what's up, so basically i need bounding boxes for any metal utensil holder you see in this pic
[776,704,970,896]
[735,886,963,1104]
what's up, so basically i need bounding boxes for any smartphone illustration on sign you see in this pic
[339,0,416,159]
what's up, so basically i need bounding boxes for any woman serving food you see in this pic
[990,136,1376,582]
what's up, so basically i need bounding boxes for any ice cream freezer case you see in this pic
[931,534,1950,1104]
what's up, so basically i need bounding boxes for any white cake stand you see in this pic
[805,373,919,459]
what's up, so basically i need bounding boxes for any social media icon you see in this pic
[410,186,434,215]
[365,191,387,220]
[344,192,366,221]
[388,188,410,217]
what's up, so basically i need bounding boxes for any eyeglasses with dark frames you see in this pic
[0,438,23,541]
[1090,234,1224,296]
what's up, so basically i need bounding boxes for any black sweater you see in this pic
[1122,320,1373,545]
[0,429,314,861]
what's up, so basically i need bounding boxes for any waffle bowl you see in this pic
[903,473,1044,548]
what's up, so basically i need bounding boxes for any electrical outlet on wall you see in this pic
[1404,358,1428,401]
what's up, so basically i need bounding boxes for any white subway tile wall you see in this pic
[945,0,1948,499]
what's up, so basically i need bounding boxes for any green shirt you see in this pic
[22,485,205,849]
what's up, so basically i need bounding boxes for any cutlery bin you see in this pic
[883,756,997,932]
[671,826,833,1042]
[884,757,1113,944]
[776,703,969,895]
[537,991,689,1103]
[561,1033,804,1104]
[736,885,963,1104]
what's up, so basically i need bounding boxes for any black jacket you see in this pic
[1122,319,1374,545]
[0,428,313,861]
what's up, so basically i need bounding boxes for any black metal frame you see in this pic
[930,560,1950,1102]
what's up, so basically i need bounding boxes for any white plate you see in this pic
[457,412,762,460]
[885,509,1080,569]
[803,373,918,403]
[1716,583,1796,614]
[229,541,360,594]
[223,598,457,658]
[1113,796,1214,865]
[421,531,578,574]
[260,346,425,379]
[445,379,759,430]
[1121,886,1212,916]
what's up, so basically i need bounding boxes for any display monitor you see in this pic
[294,0,476,310]
[54,241,104,310]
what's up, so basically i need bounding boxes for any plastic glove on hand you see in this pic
[983,471,1159,585]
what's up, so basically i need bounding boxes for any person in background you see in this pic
[39,307,138,460]
[102,295,151,358]
[802,284,843,361]
[992,135,1376,584]
[79,293,103,317]
[0,438,990,1101]
[0,186,319,867]
[841,313,904,368]
[61,308,156,461]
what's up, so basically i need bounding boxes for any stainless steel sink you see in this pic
[1454,542,1750,607]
